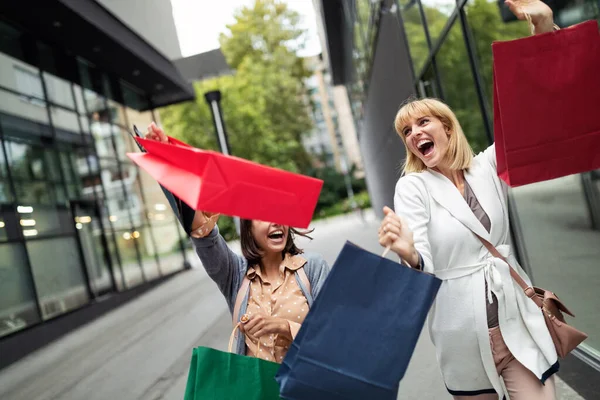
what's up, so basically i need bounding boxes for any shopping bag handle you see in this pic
[228,320,277,357]
[522,10,560,35]
[381,246,391,258]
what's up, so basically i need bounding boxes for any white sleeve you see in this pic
[393,176,434,274]
[482,143,496,170]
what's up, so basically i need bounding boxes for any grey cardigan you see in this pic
[191,225,331,355]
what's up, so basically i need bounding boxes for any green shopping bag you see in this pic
[183,324,282,400]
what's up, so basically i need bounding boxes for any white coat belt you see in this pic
[434,245,519,321]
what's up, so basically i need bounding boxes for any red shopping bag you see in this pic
[493,20,600,187]
[127,137,323,228]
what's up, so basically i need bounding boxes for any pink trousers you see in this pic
[453,327,556,400]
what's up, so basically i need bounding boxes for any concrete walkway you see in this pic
[0,211,586,399]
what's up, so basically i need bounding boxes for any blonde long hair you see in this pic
[394,98,473,174]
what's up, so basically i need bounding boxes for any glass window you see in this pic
[135,226,161,281]
[14,65,44,102]
[0,20,25,61]
[72,202,114,296]
[0,87,49,126]
[417,64,441,98]
[14,181,55,205]
[43,72,75,110]
[512,173,600,353]
[50,107,81,135]
[436,20,488,153]
[107,99,127,127]
[121,81,149,110]
[125,108,154,135]
[0,242,41,338]
[114,229,143,288]
[16,205,73,238]
[421,0,457,45]
[464,0,530,118]
[399,0,430,74]
[91,118,116,158]
[26,237,89,319]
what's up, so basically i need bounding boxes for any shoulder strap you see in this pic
[473,233,543,308]
[296,267,311,297]
[232,276,251,325]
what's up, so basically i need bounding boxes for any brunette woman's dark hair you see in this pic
[240,219,314,266]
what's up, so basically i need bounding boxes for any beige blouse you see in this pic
[244,254,309,363]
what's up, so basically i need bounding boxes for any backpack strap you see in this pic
[232,276,251,325]
[296,267,311,298]
[233,265,312,326]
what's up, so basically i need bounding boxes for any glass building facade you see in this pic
[0,17,190,341]
[318,0,600,391]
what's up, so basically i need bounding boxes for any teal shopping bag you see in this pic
[183,325,282,400]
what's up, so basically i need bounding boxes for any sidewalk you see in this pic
[0,211,586,399]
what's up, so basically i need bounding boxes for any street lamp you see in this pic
[204,90,240,235]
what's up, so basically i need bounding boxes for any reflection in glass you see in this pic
[513,174,600,352]
[464,0,529,117]
[0,88,49,127]
[417,64,440,98]
[114,229,144,288]
[136,226,161,281]
[26,237,90,320]
[50,107,81,134]
[436,21,488,153]
[0,243,40,337]
[42,72,75,110]
[72,203,114,295]
[421,0,456,45]
[399,0,430,74]
[14,181,55,205]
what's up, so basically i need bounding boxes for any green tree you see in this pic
[159,0,317,240]
[160,0,313,174]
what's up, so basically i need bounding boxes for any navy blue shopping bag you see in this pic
[275,241,441,400]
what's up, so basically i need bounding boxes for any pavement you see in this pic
[0,210,588,399]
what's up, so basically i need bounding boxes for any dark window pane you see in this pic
[17,205,73,237]
[121,81,149,110]
[0,139,9,179]
[0,242,41,337]
[14,181,54,205]
[43,149,61,181]
[0,20,25,61]
[436,21,488,153]
[26,237,89,319]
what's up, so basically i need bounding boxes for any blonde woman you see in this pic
[377,3,559,398]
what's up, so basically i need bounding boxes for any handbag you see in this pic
[474,233,587,358]
[183,323,281,400]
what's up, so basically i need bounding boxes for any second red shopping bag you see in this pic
[127,136,323,228]
[493,20,600,187]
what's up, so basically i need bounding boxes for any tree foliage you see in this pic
[160,0,313,174]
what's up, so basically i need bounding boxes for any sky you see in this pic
[171,0,322,58]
